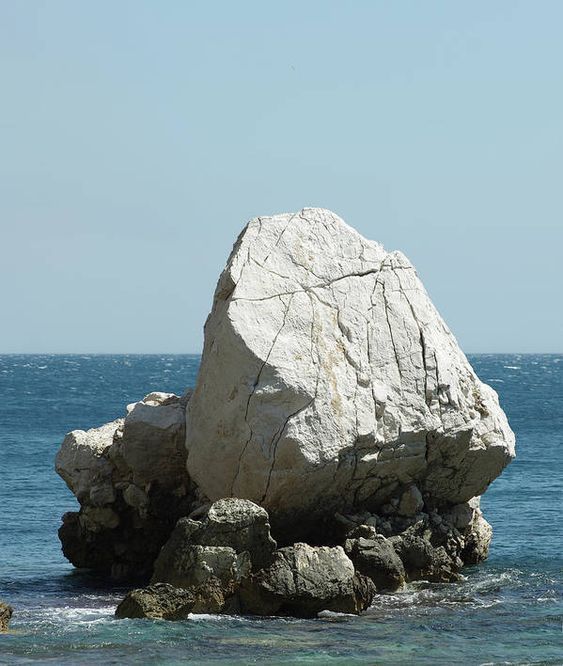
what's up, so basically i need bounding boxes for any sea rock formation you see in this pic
[56,390,198,578]
[119,499,374,618]
[0,601,13,632]
[186,208,515,537]
[56,207,515,618]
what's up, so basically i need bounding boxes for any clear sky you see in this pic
[1,1,561,353]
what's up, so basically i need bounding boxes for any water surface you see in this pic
[0,354,561,664]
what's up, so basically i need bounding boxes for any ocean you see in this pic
[0,354,561,665]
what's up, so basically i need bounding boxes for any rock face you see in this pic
[115,582,228,619]
[0,602,13,632]
[152,499,277,586]
[336,495,492,583]
[186,208,515,536]
[150,499,276,613]
[56,391,197,578]
[343,526,405,591]
[238,543,375,617]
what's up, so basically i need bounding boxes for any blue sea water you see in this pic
[0,354,561,665]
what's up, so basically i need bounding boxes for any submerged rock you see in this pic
[239,543,375,617]
[0,601,13,632]
[186,208,515,538]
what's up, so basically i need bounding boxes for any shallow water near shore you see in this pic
[1,354,561,664]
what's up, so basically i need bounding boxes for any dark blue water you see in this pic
[0,354,561,665]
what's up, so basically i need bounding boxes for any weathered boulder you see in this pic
[152,540,250,593]
[110,391,191,490]
[457,502,493,565]
[0,601,13,632]
[238,543,375,617]
[390,533,460,583]
[186,208,515,538]
[397,485,424,517]
[150,499,275,610]
[344,526,405,591]
[153,499,276,576]
[56,420,120,504]
[115,581,227,619]
[335,492,493,582]
[55,390,198,579]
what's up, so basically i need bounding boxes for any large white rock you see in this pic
[186,208,515,524]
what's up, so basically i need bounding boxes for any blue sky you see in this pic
[1,1,561,353]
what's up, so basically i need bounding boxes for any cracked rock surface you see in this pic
[238,543,375,617]
[186,208,515,536]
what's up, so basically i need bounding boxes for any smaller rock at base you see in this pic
[238,543,375,618]
[390,533,460,583]
[0,602,13,632]
[115,580,229,619]
[461,509,493,565]
[152,541,250,593]
[344,527,405,591]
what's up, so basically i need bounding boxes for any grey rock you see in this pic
[461,506,493,565]
[110,391,190,490]
[115,581,227,619]
[397,485,424,517]
[344,530,405,591]
[153,499,277,580]
[152,540,250,592]
[238,543,375,617]
[390,533,460,583]
[150,499,275,607]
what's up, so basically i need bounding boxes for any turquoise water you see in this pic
[0,354,561,665]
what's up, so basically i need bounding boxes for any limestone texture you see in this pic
[186,208,515,535]
[152,499,276,581]
[56,390,197,579]
[238,543,375,617]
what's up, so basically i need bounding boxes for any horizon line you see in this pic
[0,351,562,356]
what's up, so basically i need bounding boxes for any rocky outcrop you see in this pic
[335,494,492,583]
[56,208,514,618]
[238,543,375,617]
[149,499,275,613]
[186,208,515,539]
[56,391,199,579]
[0,602,12,632]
